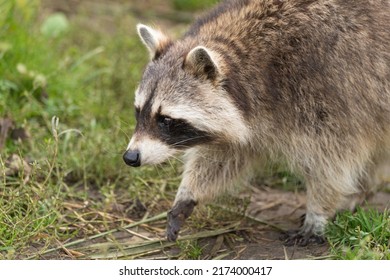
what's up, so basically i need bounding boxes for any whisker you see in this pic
[167,157,176,172]
[115,125,132,141]
[171,135,208,147]
[169,154,184,164]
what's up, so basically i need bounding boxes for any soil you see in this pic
[37,0,390,260]
[219,186,389,259]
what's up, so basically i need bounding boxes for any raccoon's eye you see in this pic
[157,115,173,128]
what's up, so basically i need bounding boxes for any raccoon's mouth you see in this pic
[123,147,177,167]
[123,119,216,167]
[123,135,182,167]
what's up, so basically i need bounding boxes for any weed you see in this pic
[178,240,204,259]
[326,208,390,260]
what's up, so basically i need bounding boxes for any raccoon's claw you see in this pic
[281,230,326,247]
[166,200,196,242]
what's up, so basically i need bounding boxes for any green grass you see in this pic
[0,0,181,259]
[173,0,219,11]
[326,208,390,260]
[178,240,204,259]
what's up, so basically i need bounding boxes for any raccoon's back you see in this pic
[185,0,390,133]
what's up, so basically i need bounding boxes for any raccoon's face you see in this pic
[123,24,249,167]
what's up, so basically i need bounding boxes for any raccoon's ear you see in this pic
[137,24,172,60]
[184,46,219,81]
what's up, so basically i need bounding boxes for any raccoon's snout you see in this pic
[123,150,141,167]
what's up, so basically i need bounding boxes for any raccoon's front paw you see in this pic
[166,200,196,241]
[281,230,326,246]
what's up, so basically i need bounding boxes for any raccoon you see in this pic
[123,0,390,244]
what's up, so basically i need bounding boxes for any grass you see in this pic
[0,0,243,260]
[0,0,175,259]
[326,208,390,260]
[0,0,389,260]
[173,0,219,11]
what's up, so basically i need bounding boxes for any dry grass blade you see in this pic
[306,255,334,260]
[85,241,172,259]
[212,252,232,260]
[233,245,247,260]
[123,228,153,241]
[208,234,224,258]
[31,212,168,259]
[283,245,289,260]
[212,203,284,231]
[56,240,75,259]
[85,222,241,259]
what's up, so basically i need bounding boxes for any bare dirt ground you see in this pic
[40,185,387,260]
[38,0,390,260]
[234,186,389,259]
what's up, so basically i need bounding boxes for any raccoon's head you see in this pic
[123,24,249,167]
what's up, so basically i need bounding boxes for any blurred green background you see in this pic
[0,0,218,259]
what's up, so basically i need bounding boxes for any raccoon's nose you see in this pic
[123,150,141,167]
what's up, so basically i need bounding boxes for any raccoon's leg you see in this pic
[167,146,250,241]
[299,171,376,245]
[284,175,353,246]
[342,148,390,213]
[366,149,390,192]
[166,199,197,242]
